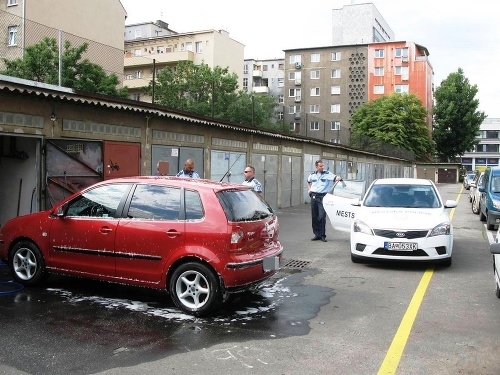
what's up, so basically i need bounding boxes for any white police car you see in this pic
[324,178,457,266]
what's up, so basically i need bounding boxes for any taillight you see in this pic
[230,227,244,251]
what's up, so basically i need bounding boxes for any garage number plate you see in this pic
[384,242,417,251]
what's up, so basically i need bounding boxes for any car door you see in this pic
[49,183,132,275]
[323,180,365,233]
[114,184,185,284]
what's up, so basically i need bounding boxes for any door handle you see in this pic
[166,230,182,238]
[100,227,113,233]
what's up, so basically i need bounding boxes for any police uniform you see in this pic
[176,169,200,179]
[242,177,263,194]
[307,170,337,241]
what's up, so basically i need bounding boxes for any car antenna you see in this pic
[219,154,243,182]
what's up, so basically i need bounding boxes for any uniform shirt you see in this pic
[176,169,200,179]
[242,177,262,194]
[307,170,337,194]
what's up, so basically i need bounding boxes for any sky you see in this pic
[120,0,500,117]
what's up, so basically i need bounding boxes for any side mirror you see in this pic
[350,198,361,207]
[444,199,458,208]
[56,206,65,217]
[490,242,500,255]
[478,186,485,193]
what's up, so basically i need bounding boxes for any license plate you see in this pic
[384,242,417,251]
[263,256,280,271]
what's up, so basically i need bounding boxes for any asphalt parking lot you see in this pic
[1,183,499,375]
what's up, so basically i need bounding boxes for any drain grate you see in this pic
[281,259,311,269]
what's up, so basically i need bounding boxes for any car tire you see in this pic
[169,262,222,317]
[9,241,47,286]
[472,198,480,214]
[479,205,486,222]
[351,253,363,263]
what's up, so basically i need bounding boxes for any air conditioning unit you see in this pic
[402,56,409,62]
[295,62,302,69]
[294,111,301,119]
[295,79,301,86]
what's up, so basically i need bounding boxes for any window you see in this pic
[374,67,384,76]
[310,105,320,113]
[374,85,384,94]
[8,26,17,46]
[310,121,320,131]
[331,52,341,61]
[288,105,301,114]
[310,87,320,96]
[311,70,320,79]
[185,190,204,220]
[331,121,340,130]
[289,55,301,64]
[290,122,299,132]
[289,88,301,98]
[126,74,133,80]
[135,29,141,38]
[127,185,181,220]
[486,131,499,139]
[375,49,384,58]
[331,69,341,78]
[277,111,284,120]
[311,53,320,62]
[278,63,284,70]
[395,84,409,93]
[134,49,141,56]
[7,0,17,5]
[395,48,409,58]
[289,72,299,80]
[263,65,268,71]
[331,86,340,95]
[134,71,142,79]
[278,95,284,104]
[243,78,248,90]
[278,78,284,87]
[330,138,340,144]
[185,42,193,51]
[195,41,202,53]
[331,104,340,113]
[132,93,140,101]
[243,64,249,74]
[396,66,409,80]
[66,184,131,218]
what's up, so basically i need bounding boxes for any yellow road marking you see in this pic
[377,185,460,374]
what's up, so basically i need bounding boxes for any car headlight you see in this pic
[492,199,500,210]
[353,219,373,235]
[429,222,451,237]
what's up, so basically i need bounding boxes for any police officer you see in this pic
[307,159,342,242]
[176,159,200,178]
[242,165,263,197]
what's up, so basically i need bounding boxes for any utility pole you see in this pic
[152,59,156,104]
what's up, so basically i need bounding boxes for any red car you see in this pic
[0,177,283,316]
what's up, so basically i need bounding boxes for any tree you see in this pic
[350,93,434,161]
[433,68,486,162]
[148,61,282,131]
[1,37,128,98]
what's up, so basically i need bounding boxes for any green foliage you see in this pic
[350,93,434,161]
[1,37,128,98]
[148,61,282,131]
[433,68,486,162]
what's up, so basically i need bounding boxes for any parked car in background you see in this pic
[463,172,476,190]
[325,178,457,266]
[0,177,283,316]
[489,228,500,298]
[471,172,484,214]
[478,166,500,230]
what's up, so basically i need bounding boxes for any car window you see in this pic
[65,183,131,218]
[127,184,181,220]
[217,190,273,222]
[185,189,204,220]
[364,184,439,208]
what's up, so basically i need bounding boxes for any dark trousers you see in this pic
[311,194,327,238]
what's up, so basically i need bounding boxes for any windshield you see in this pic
[363,184,440,208]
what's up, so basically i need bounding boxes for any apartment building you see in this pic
[461,118,500,172]
[332,2,394,45]
[243,58,285,122]
[124,22,244,102]
[0,0,125,76]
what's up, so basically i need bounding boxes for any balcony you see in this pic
[124,51,194,68]
[253,86,269,94]
[253,70,263,78]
